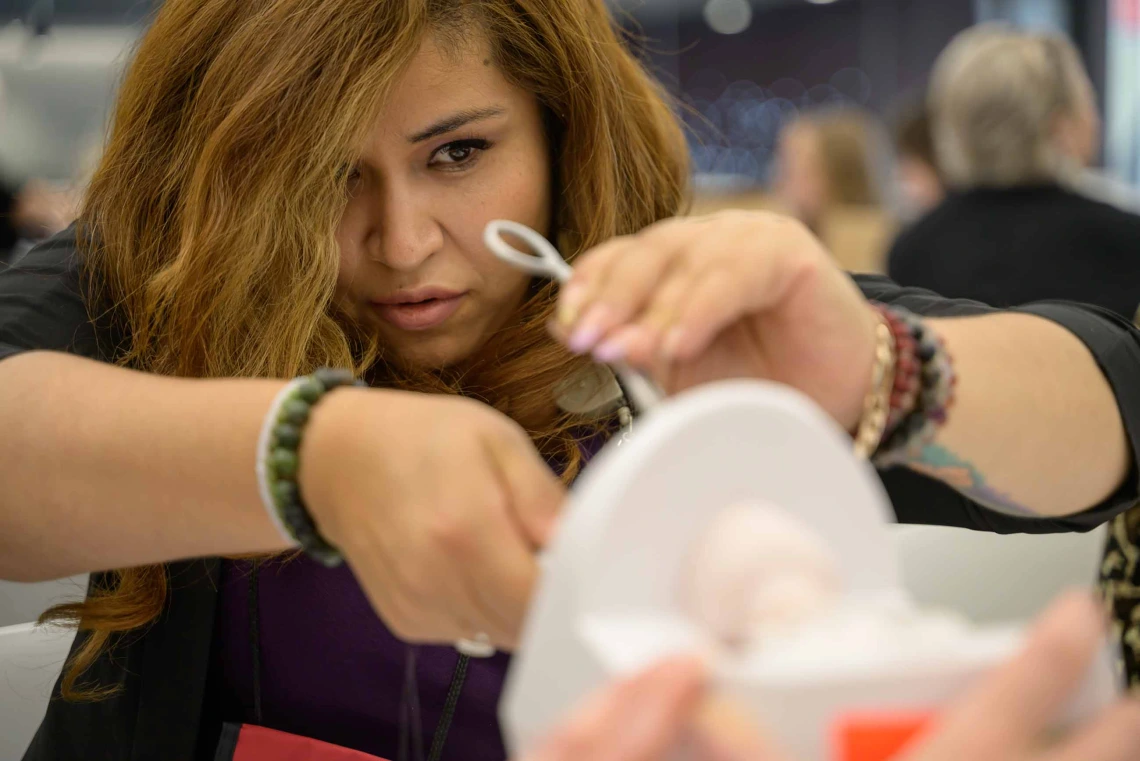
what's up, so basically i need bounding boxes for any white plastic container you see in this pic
[501,381,1118,761]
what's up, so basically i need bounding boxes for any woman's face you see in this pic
[336,34,551,369]
[773,122,827,227]
[897,155,944,219]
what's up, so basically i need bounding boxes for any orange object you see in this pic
[833,710,937,761]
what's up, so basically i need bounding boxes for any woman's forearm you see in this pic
[905,313,1130,517]
[0,351,294,581]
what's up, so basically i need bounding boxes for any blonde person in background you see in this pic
[887,24,1140,320]
[772,108,896,273]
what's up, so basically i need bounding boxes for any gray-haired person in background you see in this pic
[887,23,1140,320]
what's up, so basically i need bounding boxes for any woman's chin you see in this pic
[385,333,481,372]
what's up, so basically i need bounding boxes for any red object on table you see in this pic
[833,710,937,761]
[218,723,390,761]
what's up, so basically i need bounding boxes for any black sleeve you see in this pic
[854,274,1140,534]
[0,227,120,364]
[884,232,913,287]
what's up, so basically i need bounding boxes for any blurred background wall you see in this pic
[625,0,1111,182]
[0,1,154,184]
[0,1,1128,183]
[0,1,1131,201]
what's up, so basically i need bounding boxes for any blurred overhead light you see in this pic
[703,0,752,35]
[805,0,840,5]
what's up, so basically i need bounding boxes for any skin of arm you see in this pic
[552,212,1135,521]
[906,313,1131,518]
[0,350,294,581]
[0,346,567,647]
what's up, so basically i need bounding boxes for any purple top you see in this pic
[212,436,605,761]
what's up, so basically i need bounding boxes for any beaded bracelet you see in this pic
[256,368,365,567]
[870,304,957,467]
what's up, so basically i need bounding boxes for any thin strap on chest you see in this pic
[248,561,264,725]
[244,561,469,760]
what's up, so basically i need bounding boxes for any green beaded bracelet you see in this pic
[257,368,364,567]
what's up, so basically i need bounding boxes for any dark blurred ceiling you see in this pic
[0,0,158,24]
[619,0,849,21]
[0,0,847,26]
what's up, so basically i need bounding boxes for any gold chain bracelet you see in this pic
[852,313,896,460]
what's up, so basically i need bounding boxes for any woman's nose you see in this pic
[373,189,445,271]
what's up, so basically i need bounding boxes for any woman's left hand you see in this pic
[557,211,879,430]
[521,657,782,761]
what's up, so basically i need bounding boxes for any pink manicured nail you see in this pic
[593,336,628,363]
[567,305,610,354]
[568,325,603,354]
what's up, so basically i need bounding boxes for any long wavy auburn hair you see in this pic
[42,0,689,699]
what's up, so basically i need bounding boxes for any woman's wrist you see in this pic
[846,304,957,465]
[295,383,375,554]
[870,305,957,466]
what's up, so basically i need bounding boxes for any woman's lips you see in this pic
[371,293,466,331]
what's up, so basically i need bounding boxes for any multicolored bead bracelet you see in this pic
[870,304,957,467]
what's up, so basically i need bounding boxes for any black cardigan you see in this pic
[888,184,1140,320]
[7,231,1140,760]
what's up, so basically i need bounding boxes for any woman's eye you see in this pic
[443,146,474,163]
[431,139,491,169]
[341,165,363,192]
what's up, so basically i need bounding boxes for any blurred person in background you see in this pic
[884,23,1140,691]
[772,108,895,273]
[887,24,1140,319]
[773,107,885,231]
[0,71,81,263]
[892,98,945,223]
[0,179,80,260]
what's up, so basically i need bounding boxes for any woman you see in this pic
[891,99,945,222]
[773,108,885,228]
[1,1,1140,760]
[771,107,894,273]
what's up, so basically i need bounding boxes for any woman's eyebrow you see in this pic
[406,106,507,144]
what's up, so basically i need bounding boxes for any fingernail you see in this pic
[567,305,610,354]
[661,326,687,360]
[567,324,603,354]
[557,282,587,327]
[593,336,628,363]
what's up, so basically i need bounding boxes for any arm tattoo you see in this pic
[906,444,1041,518]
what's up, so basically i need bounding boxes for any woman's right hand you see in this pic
[899,591,1140,761]
[298,388,566,650]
